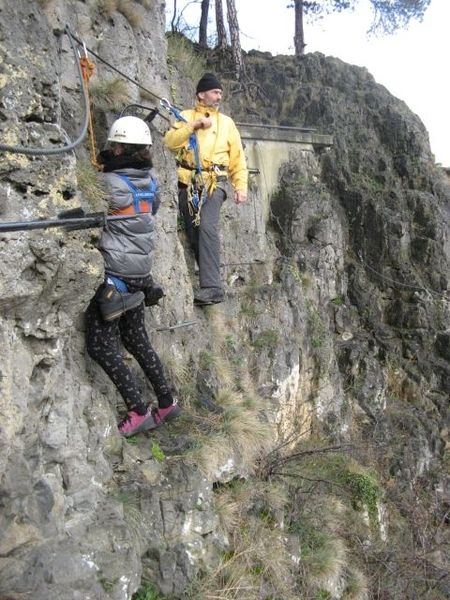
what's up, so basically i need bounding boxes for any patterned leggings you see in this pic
[85,288,173,415]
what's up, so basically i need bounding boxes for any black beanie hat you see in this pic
[196,73,223,94]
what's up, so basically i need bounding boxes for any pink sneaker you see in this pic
[152,398,182,426]
[118,408,156,437]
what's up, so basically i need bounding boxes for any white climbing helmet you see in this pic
[107,116,152,145]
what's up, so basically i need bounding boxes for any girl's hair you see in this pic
[99,143,153,169]
[120,144,152,161]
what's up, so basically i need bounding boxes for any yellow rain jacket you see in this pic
[164,102,248,194]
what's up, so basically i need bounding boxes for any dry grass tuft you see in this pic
[89,77,132,112]
[222,404,271,467]
[183,432,232,480]
[342,566,369,600]
[96,0,143,28]
[115,491,145,551]
[96,0,118,17]
[118,0,143,28]
[196,479,295,600]
[166,32,206,97]
[76,159,107,210]
[158,351,196,400]
[303,536,348,590]
[212,491,241,537]
[184,386,272,477]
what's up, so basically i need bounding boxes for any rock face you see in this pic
[1,2,450,599]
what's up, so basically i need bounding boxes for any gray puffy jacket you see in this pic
[99,166,161,280]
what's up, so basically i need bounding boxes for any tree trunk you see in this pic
[294,0,306,56]
[199,0,210,47]
[215,0,227,50]
[226,0,245,83]
[170,0,178,32]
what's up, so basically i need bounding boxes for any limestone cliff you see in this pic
[1,1,449,599]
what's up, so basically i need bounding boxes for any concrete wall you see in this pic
[238,123,333,221]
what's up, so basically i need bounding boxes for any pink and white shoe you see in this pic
[152,398,182,427]
[118,408,156,437]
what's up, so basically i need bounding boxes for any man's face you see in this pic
[198,88,223,109]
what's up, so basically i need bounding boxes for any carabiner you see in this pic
[160,98,172,112]
[77,39,89,59]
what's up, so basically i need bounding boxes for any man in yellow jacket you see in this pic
[164,73,248,306]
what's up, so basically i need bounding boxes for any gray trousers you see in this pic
[179,184,226,289]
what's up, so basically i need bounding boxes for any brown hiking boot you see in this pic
[98,284,144,321]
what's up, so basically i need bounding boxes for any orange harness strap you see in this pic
[112,202,152,216]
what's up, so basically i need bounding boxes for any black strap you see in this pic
[177,161,227,172]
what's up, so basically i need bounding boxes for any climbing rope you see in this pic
[79,49,102,170]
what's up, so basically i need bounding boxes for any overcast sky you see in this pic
[168,0,449,166]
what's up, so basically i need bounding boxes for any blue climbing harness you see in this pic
[160,98,206,210]
[117,174,156,213]
[106,274,128,292]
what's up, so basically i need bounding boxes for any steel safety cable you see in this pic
[66,27,169,121]
[0,25,90,156]
[357,251,448,299]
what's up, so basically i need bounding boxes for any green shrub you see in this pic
[132,585,164,600]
